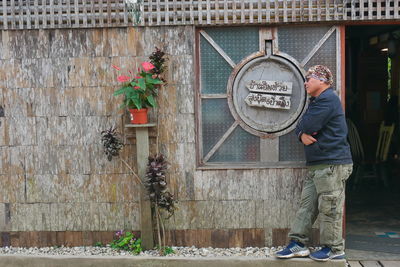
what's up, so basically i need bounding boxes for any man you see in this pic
[275,65,353,262]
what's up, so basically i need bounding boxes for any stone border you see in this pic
[0,255,346,267]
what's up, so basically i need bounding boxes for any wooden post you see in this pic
[125,123,156,250]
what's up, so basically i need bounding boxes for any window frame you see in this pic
[195,25,343,169]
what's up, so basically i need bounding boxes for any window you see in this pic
[196,26,338,168]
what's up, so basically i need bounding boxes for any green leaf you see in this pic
[146,95,156,107]
[147,77,163,85]
[138,78,146,89]
[126,99,134,108]
[113,86,131,96]
[133,98,142,109]
[126,89,138,98]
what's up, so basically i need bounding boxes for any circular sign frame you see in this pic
[227,51,308,138]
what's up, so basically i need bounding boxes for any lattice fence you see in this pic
[142,0,400,25]
[1,0,400,30]
[0,0,130,29]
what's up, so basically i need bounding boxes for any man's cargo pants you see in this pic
[288,164,353,252]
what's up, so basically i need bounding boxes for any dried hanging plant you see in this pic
[145,154,176,217]
[101,127,142,185]
[149,47,166,77]
[101,127,124,161]
[145,153,177,254]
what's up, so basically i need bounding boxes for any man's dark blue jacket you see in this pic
[295,88,353,166]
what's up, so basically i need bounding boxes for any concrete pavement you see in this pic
[0,255,346,267]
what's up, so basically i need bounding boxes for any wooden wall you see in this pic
[0,26,310,247]
[0,28,143,245]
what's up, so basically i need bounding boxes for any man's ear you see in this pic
[319,80,328,86]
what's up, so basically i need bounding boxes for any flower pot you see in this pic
[129,108,148,124]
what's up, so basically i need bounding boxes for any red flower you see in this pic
[141,62,155,72]
[111,65,121,71]
[117,75,131,82]
[135,76,142,79]
[134,86,140,90]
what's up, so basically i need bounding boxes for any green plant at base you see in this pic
[93,241,103,247]
[162,246,174,256]
[155,245,175,256]
[110,231,142,254]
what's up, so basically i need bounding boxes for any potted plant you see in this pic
[112,48,166,124]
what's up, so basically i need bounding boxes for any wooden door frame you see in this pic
[338,21,400,238]
[341,21,400,237]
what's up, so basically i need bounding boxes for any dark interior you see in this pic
[345,25,400,257]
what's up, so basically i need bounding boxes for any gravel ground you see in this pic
[0,246,285,258]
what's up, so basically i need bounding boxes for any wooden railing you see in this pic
[1,0,400,30]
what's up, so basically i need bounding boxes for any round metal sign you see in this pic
[227,52,307,137]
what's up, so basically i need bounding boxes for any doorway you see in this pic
[345,25,400,260]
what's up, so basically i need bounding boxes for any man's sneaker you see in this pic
[275,240,310,259]
[309,246,345,261]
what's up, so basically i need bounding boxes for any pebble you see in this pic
[0,245,284,258]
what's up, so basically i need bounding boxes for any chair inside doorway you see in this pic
[347,120,395,189]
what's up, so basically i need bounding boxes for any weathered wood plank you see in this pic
[381,261,400,267]
[206,0,211,24]
[266,0,271,22]
[291,0,296,21]
[359,0,364,20]
[181,0,186,24]
[316,0,321,21]
[241,0,245,23]
[325,0,331,21]
[2,0,8,30]
[257,0,262,23]
[385,0,391,19]
[18,0,24,29]
[377,0,382,19]
[299,0,304,21]
[33,0,39,29]
[249,0,254,24]
[283,0,288,22]
[360,261,381,267]
[74,0,80,27]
